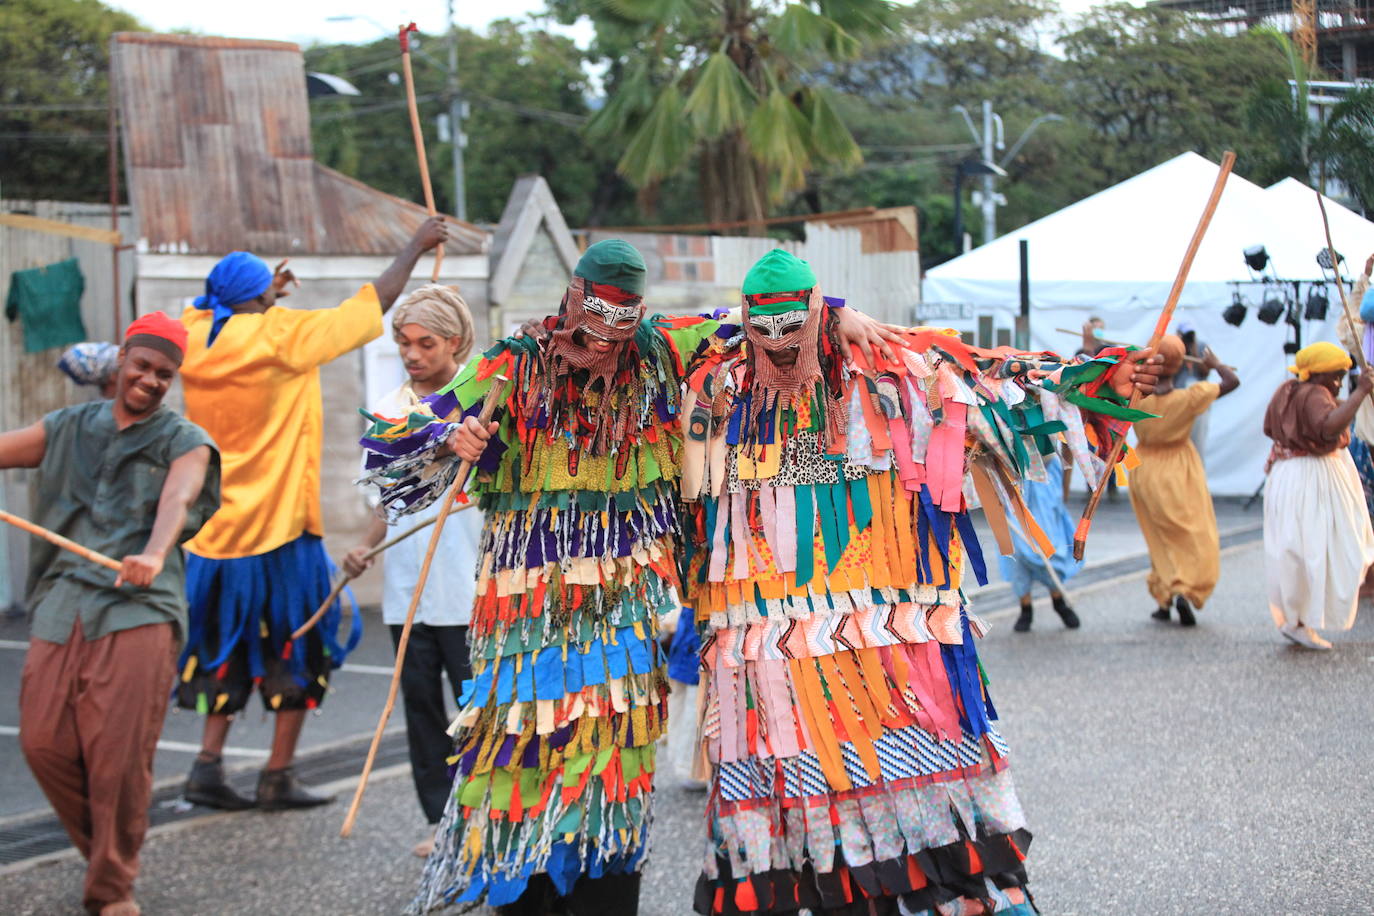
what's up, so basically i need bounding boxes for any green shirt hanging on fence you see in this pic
[6,257,87,353]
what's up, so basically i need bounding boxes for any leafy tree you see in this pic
[1057,5,1289,184]
[0,0,141,201]
[552,0,901,228]
[1315,87,1374,213]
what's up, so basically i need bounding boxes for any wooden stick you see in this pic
[288,501,474,644]
[1054,329,1234,370]
[1,509,121,572]
[1073,151,1237,561]
[400,23,443,283]
[340,376,508,838]
[1315,189,1374,397]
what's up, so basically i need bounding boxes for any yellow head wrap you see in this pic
[1288,341,1352,381]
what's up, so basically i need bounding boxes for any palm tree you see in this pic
[1315,86,1374,214]
[583,0,900,228]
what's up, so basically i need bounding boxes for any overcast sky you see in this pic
[108,0,1123,48]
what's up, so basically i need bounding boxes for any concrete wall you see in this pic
[134,256,489,607]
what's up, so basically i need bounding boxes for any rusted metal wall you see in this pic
[0,200,134,609]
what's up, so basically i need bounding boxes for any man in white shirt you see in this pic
[343,284,483,857]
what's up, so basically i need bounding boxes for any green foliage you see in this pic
[559,0,900,224]
[0,0,141,201]
[1315,87,1374,213]
[305,21,609,225]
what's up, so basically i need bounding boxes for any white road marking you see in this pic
[0,639,29,650]
[340,662,397,676]
[0,725,267,758]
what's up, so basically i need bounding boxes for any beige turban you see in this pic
[390,284,475,365]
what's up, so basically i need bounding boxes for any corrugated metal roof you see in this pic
[111,32,486,257]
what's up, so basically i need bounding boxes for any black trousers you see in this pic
[388,623,471,824]
[496,872,642,916]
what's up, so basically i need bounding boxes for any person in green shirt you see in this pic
[0,311,220,916]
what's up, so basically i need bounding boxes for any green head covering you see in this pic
[574,239,647,296]
[742,249,817,296]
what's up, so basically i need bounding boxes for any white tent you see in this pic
[922,152,1374,496]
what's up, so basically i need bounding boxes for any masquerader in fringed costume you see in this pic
[359,240,891,915]
[1001,452,1082,634]
[176,219,449,810]
[1263,342,1374,651]
[681,249,1163,916]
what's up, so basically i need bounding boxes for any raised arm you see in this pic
[1321,372,1374,440]
[1203,347,1240,397]
[115,445,212,588]
[0,421,45,469]
[373,217,450,313]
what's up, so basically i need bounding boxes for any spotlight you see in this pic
[1244,245,1269,272]
[1317,248,1345,271]
[1257,295,1286,324]
[1305,288,1329,321]
[1223,293,1248,326]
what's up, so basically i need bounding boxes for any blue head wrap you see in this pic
[194,252,273,346]
[1361,286,1374,325]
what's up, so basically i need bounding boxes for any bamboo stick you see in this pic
[400,23,443,283]
[1315,189,1374,398]
[1,509,121,572]
[287,501,474,644]
[1072,151,1237,561]
[340,376,508,837]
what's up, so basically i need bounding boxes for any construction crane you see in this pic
[1294,0,1317,70]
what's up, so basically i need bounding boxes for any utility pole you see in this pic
[980,100,1003,247]
[446,0,467,223]
[953,102,1061,249]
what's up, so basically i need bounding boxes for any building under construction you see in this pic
[1153,1,1374,79]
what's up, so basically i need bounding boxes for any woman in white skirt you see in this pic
[1263,342,1374,650]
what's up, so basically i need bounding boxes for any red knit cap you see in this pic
[124,311,188,364]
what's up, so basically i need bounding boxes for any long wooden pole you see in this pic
[1316,189,1374,379]
[1,510,121,572]
[288,501,473,644]
[400,22,443,283]
[1072,151,1237,561]
[340,376,508,837]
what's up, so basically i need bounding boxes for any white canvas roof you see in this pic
[922,153,1374,496]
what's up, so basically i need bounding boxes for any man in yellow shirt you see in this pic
[176,217,448,810]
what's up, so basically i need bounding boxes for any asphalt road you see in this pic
[11,501,1366,915]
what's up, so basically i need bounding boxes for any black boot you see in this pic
[1051,594,1081,629]
[255,766,334,810]
[1175,595,1197,627]
[1151,604,1171,621]
[184,755,255,810]
[1013,601,1033,633]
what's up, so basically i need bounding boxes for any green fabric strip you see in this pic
[794,484,815,586]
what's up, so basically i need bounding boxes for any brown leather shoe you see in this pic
[255,766,334,810]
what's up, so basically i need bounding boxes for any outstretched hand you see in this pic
[271,260,299,298]
[1107,348,1164,400]
[833,307,904,371]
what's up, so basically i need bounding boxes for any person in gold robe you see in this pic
[1129,334,1239,625]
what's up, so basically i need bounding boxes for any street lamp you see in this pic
[951,158,1006,256]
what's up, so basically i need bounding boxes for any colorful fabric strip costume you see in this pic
[682,250,1150,916]
[360,241,720,912]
